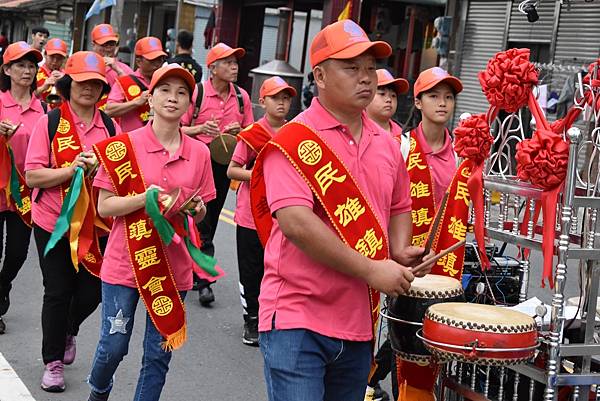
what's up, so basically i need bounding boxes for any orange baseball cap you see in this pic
[259,76,297,99]
[64,51,107,84]
[148,63,195,94]
[310,20,391,68]
[135,37,167,60]
[206,43,245,66]
[2,41,42,65]
[414,67,463,98]
[91,24,119,45]
[45,38,68,57]
[376,69,409,94]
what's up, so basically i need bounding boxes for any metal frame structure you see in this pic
[437,66,600,401]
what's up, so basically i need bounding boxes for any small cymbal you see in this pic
[161,187,182,218]
[209,133,237,165]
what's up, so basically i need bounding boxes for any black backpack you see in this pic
[191,81,244,121]
[47,108,116,141]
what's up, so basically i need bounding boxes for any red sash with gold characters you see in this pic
[237,122,272,154]
[51,103,103,276]
[0,138,32,226]
[36,65,51,103]
[96,94,108,111]
[13,172,32,226]
[94,134,187,351]
[404,127,437,248]
[117,75,150,124]
[404,126,470,279]
[251,121,387,358]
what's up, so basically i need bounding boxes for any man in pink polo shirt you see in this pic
[90,24,134,87]
[252,20,432,401]
[181,42,253,306]
[105,37,167,132]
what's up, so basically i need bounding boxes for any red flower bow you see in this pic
[516,131,569,190]
[453,114,494,163]
[478,48,539,113]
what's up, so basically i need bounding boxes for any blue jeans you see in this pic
[260,329,372,401]
[88,282,186,401]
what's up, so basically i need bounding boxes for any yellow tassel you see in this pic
[160,325,187,351]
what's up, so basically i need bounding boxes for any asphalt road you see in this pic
[0,192,581,401]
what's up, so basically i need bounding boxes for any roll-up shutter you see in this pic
[508,0,555,43]
[454,1,507,122]
[192,5,212,82]
[552,2,600,103]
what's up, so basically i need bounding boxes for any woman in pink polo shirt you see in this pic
[0,42,45,335]
[226,76,296,347]
[366,69,409,138]
[87,65,215,401]
[25,51,119,393]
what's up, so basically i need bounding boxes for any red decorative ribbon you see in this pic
[478,48,539,113]
[453,113,494,269]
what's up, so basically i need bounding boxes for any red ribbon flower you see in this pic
[478,48,539,113]
[515,131,569,190]
[453,114,494,163]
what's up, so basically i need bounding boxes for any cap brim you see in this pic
[379,77,409,94]
[416,76,463,97]
[94,35,119,45]
[46,50,67,57]
[15,48,43,63]
[142,50,168,60]
[69,71,107,84]
[150,68,196,94]
[330,41,392,62]
[208,48,246,65]
[262,85,298,99]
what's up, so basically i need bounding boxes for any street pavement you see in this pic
[0,192,580,401]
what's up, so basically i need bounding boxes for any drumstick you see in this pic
[219,134,228,153]
[411,240,466,275]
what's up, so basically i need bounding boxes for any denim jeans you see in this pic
[88,282,186,401]
[260,328,372,401]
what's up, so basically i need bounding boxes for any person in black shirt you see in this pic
[168,30,202,83]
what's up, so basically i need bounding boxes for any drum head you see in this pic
[407,275,463,299]
[426,303,535,330]
[209,134,237,165]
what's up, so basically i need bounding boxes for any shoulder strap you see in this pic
[41,101,48,114]
[128,74,148,91]
[192,82,204,121]
[233,84,244,115]
[47,108,61,142]
[400,130,410,160]
[99,110,116,137]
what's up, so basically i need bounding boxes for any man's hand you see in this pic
[365,259,414,297]
[200,119,220,136]
[223,122,241,135]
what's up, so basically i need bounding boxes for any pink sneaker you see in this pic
[63,335,76,365]
[41,360,65,392]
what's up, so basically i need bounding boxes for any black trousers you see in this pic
[0,211,32,301]
[196,159,230,287]
[369,338,399,399]
[34,225,104,364]
[235,225,264,320]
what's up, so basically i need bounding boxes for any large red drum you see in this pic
[421,303,538,366]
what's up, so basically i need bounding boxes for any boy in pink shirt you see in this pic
[366,69,408,138]
[180,42,254,306]
[251,20,434,401]
[87,65,215,401]
[105,37,166,132]
[0,42,45,335]
[226,76,296,347]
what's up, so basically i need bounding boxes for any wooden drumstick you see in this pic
[411,240,466,275]
[219,134,228,153]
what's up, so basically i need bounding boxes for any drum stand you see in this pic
[438,68,600,401]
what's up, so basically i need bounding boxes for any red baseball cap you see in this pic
[91,24,119,45]
[206,43,245,66]
[414,67,463,98]
[310,20,391,68]
[45,38,68,57]
[64,51,107,84]
[2,41,42,65]
[376,69,409,94]
[135,37,167,60]
[259,76,297,99]
[148,64,195,95]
